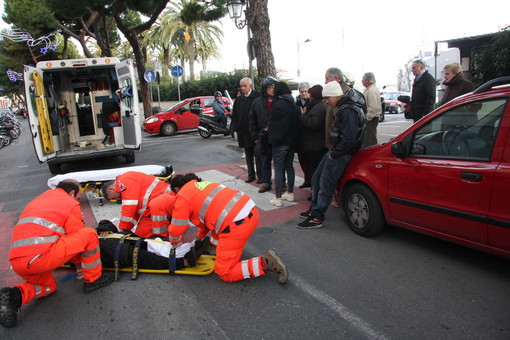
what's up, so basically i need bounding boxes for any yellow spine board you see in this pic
[32,71,54,154]
[61,255,215,276]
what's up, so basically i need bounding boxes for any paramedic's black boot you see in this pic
[83,272,115,294]
[0,287,22,328]
[262,250,288,284]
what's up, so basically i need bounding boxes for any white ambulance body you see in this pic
[24,57,141,173]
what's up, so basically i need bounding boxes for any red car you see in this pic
[383,91,407,114]
[143,96,230,136]
[337,77,510,259]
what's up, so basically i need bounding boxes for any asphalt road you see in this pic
[1,116,509,339]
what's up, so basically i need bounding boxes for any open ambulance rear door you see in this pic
[115,59,141,150]
[24,65,57,163]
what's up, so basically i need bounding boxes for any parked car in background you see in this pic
[337,77,510,259]
[382,91,407,114]
[143,96,230,136]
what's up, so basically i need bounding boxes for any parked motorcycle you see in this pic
[191,104,232,139]
[0,121,14,146]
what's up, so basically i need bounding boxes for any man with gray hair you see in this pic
[361,72,381,147]
[295,81,310,112]
[231,77,262,183]
[408,59,436,122]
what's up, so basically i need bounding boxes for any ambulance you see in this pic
[24,57,142,173]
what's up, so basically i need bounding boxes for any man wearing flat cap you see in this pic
[298,72,366,229]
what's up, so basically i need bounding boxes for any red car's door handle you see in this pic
[460,172,482,182]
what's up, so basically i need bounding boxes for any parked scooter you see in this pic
[0,121,14,146]
[191,104,232,139]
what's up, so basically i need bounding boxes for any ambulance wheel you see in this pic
[48,163,61,174]
[160,122,176,136]
[125,151,135,163]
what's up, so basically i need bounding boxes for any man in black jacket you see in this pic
[298,80,366,229]
[231,77,261,183]
[409,60,436,123]
[249,76,279,193]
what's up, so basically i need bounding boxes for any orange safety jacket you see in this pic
[148,193,176,237]
[168,180,251,245]
[9,188,84,259]
[115,172,171,232]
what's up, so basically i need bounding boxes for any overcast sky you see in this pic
[1,0,508,87]
[211,0,508,86]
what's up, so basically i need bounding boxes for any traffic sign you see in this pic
[154,61,162,73]
[144,70,156,83]
[171,65,184,77]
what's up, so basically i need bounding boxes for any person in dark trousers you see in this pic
[298,85,327,190]
[231,77,262,183]
[298,78,366,229]
[408,59,436,123]
[268,81,300,207]
[249,76,279,193]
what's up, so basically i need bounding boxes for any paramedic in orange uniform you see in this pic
[102,171,171,238]
[0,179,114,329]
[167,173,288,283]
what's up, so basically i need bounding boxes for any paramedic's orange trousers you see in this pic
[10,228,102,306]
[214,209,266,282]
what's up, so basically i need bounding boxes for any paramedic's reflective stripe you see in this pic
[138,178,160,215]
[82,258,101,269]
[169,235,182,243]
[216,191,244,233]
[34,285,51,298]
[122,200,139,205]
[198,184,246,234]
[151,214,168,234]
[16,217,65,234]
[120,216,136,223]
[164,186,171,194]
[171,218,188,226]
[152,214,167,221]
[210,237,218,245]
[153,226,167,234]
[11,236,59,249]
[82,246,99,258]
[121,199,138,225]
[199,185,225,223]
[241,257,262,279]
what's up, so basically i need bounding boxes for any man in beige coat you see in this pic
[361,72,381,147]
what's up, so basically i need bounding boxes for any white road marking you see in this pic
[244,245,388,340]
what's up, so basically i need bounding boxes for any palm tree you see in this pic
[143,0,225,80]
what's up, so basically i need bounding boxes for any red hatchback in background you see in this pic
[143,96,230,136]
[382,91,408,114]
[337,77,510,259]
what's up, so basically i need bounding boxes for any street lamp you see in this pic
[226,0,254,86]
[297,38,311,78]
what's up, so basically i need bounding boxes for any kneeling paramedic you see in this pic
[0,179,114,328]
[167,173,288,283]
[101,171,172,238]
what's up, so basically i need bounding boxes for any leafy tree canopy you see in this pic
[471,27,510,85]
